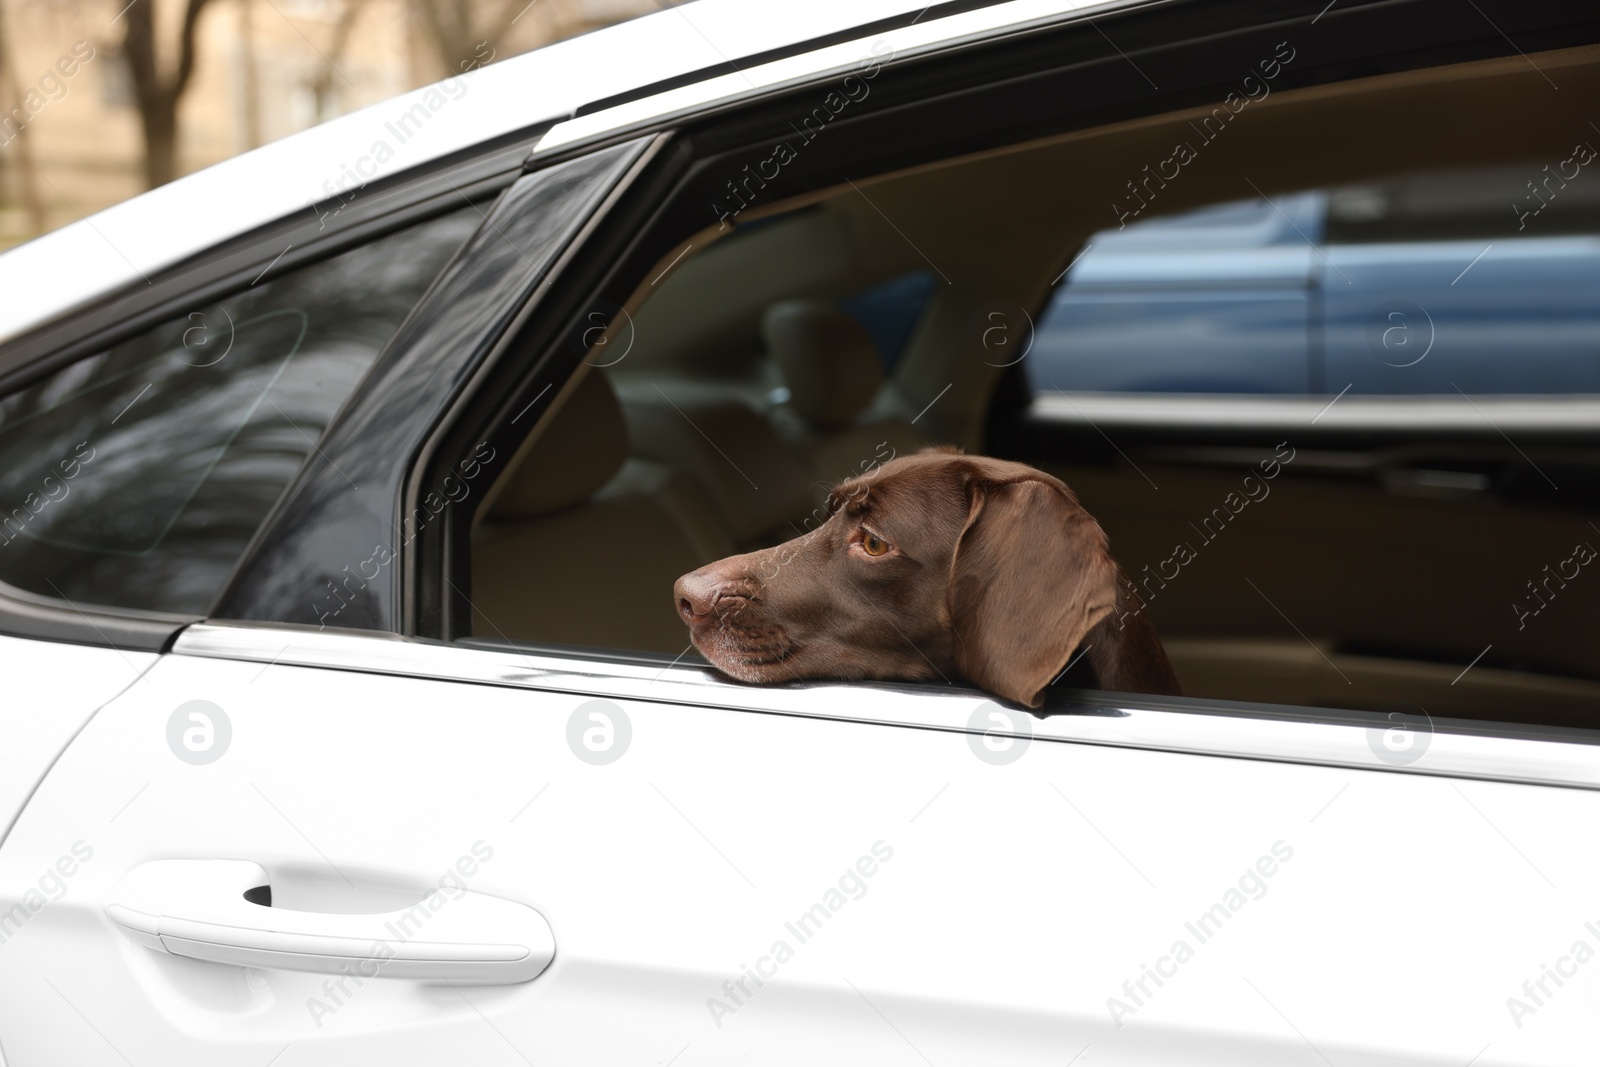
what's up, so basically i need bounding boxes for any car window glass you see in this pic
[0,206,478,614]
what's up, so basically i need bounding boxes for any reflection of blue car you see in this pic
[1028,169,1600,396]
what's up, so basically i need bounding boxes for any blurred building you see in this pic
[0,0,661,251]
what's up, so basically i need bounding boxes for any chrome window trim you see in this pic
[173,622,1600,791]
[530,0,1138,159]
[1030,392,1600,434]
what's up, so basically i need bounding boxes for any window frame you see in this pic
[396,0,1600,759]
[210,137,665,635]
[174,619,1600,791]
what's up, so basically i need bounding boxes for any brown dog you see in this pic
[673,449,1180,707]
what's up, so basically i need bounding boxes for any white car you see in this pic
[2,0,1599,1063]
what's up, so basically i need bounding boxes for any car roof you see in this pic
[0,0,1112,347]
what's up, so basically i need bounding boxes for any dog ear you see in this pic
[947,477,1118,708]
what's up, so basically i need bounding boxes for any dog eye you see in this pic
[860,532,891,556]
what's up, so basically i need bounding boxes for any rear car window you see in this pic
[0,207,477,614]
[839,269,936,372]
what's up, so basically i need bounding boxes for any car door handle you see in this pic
[106,860,555,984]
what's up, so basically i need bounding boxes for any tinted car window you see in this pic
[0,207,477,614]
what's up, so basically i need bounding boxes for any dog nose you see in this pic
[674,570,720,624]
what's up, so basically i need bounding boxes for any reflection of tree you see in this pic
[0,206,478,612]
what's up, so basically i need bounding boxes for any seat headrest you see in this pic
[762,299,885,428]
[621,392,817,543]
[490,370,628,519]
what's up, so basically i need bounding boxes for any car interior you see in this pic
[467,44,1600,727]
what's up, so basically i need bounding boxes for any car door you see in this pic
[0,637,156,856]
[1027,194,1319,395]
[0,123,627,1065]
[7,620,1600,1066]
[1319,166,1600,394]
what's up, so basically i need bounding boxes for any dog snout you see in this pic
[674,565,754,627]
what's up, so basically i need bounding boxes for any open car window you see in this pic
[458,46,1600,735]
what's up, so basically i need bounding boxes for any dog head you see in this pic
[673,449,1121,707]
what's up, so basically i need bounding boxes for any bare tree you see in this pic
[236,0,262,150]
[408,0,526,78]
[121,0,219,188]
[0,0,46,232]
[306,0,369,122]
